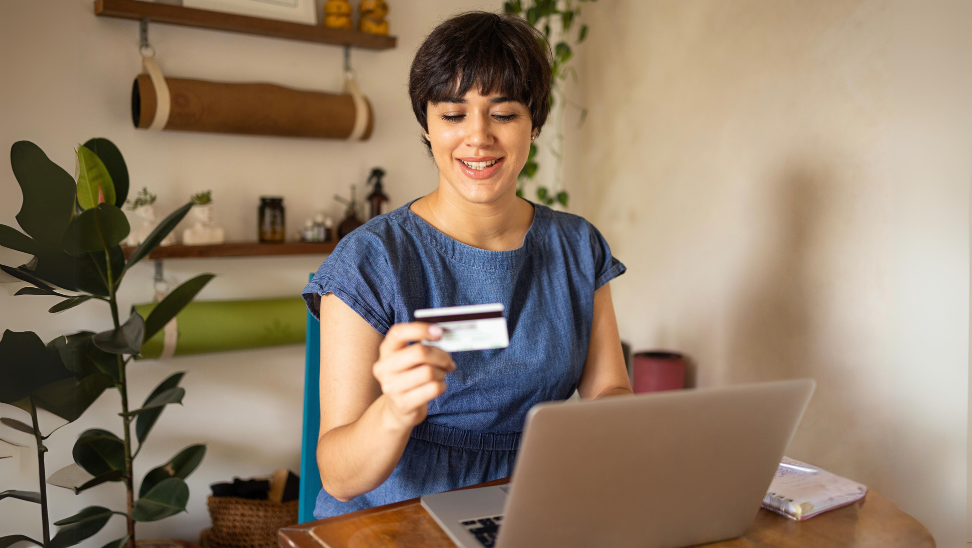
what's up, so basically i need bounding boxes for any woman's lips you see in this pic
[456,157,504,180]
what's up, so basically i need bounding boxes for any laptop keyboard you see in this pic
[460,515,504,547]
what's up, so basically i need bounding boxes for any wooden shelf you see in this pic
[122,241,337,260]
[95,0,397,50]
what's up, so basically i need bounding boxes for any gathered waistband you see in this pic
[410,421,522,451]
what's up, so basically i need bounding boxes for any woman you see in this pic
[301,11,632,519]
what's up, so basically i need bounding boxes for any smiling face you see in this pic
[426,88,535,205]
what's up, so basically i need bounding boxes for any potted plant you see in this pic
[0,138,213,548]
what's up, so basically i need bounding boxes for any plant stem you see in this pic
[29,398,50,546]
[106,250,136,548]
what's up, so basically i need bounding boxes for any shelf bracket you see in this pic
[140,18,150,48]
[344,45,352,73]
[153,259,168,301]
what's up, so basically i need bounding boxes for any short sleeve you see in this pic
[301,230,396,335]
[587,222,626,289]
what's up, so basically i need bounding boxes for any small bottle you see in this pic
[323,216,335,242]
[259,197,285,243]
[301,219,316,242]
[313,213,327,242]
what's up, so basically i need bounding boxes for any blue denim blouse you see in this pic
[301,200,625,518]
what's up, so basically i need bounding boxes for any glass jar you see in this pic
[259,197,285,243]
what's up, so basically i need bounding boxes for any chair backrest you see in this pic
[298,278,322,523]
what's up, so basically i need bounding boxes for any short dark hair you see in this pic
[409,11,553,153]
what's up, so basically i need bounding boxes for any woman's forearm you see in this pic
[316,394,413,502]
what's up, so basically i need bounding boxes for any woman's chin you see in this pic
[446,173,516,204]
[458,183,515,205]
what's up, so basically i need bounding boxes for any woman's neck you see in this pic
[410,186,534,251]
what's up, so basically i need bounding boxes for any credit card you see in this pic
[414,303,509,352]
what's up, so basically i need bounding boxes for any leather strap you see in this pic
[344,70,369,141]
[142,55,171,131]
[159,317,178,360]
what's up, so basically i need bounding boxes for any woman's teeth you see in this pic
[460,159,498,170]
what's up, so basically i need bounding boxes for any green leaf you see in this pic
[545,197,555,205]
[556,191,569,207]
[555,41,573,63]
[521,161,539,179]
[2,417,35,435]
[144,274,215,342]
[132,477,189,522]
[31,373,113,423]
[49,332,118,380]
[49,296,94,314]
[515,188,524,198]
[123,202,192,274]
[16,287,68,298]
[62,204,130,255]
[0,224,44,257]
[528,142,538,159]
[125,387,184,417]
[0,330,73,404]
[50,506,114,548]
[526,6,538,25]
[79,246,124,296]
[73,429,125,478]
[543,23,550,37]
[6,248,109,296]
[503,1,522,14]
[536,186,549,200]
[10,141,76,248]
[75,146,115,211]
[92,313,145,355]
[136,373,185,445]
[0,535,42,548]
[139,444,206,497]
[83,138,129,208]
[100,536,130,548]
[76,469,126,494]
[0,490,41,503]
[562,9,574,31]
[2,264,60,294]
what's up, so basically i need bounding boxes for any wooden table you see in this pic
[277,479,935,548]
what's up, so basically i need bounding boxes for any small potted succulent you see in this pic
[182,190,224,246]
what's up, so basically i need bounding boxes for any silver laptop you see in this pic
[421,379,814,548]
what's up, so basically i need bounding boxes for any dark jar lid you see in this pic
[260,196,284,204]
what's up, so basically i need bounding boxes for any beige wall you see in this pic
[565,0,971,545]
[0,0,496,542]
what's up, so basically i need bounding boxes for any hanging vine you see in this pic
[505,0,596,208]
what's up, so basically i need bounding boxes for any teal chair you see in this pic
[298,275,322,523]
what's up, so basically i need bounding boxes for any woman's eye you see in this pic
[493,114,518,121]
[441,114,465,122]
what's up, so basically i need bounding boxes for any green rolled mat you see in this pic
[133,298,307,359]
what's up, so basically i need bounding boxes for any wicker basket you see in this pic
[204,496,299,548]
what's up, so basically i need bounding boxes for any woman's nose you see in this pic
[465,113,493,148]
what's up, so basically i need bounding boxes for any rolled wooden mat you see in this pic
[132,74,373,139]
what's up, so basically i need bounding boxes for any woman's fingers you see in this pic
[380,322,443,354]
[374,342,455,379]
[381,365,445,395]
[393,379,448,412]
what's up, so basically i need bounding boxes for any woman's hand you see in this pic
[373,323,456,431]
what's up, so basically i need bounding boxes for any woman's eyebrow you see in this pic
[437,95,514,104]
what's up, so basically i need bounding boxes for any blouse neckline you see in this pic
[395,198,549,271]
